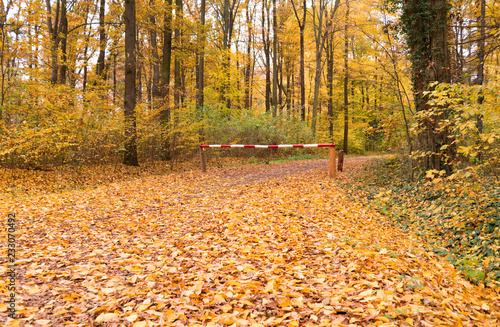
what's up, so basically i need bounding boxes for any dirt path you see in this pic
[205,156,378,188]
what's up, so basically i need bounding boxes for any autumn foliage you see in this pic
[2,158,500,325]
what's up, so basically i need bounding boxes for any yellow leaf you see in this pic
[193,281,204,295]
[277,297,293,308]
[54,307,67,315]
[166,309,180,322]
[137,304,151,312]
[376,316,391,323]
[126,314,139,322]
[132,322,147,327]
[264,280,276,293]
[72,307,84,314]
[288,321,299,327]
[218,313,236,325]
[358,289,373,297]
[95,312,118,323]
[226,281,241,286]
[377,290,387,301]
[101,287,115,294]
[27,286,41,294]
[222,304,232,312]
[214,294,226,303]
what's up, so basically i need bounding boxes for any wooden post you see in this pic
[200,147,206,172]
[329,145,336,178]
[337,150,344,172]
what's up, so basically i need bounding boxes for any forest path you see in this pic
[1,157,499,326]
[202,155,378,188]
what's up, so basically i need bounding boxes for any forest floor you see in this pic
[1,157,500,326]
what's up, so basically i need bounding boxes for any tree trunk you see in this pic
[262,0,270,112]
[343,0,349,154]
[244,0,252,110]
[97,0,106,79]
[81,3,91,92]
[196,0,205,110]
[217,0,240,109]
[113,51,117,103]
[271,0,278,117]
[0,2,9,120]
[286,66,291,115]
[45,0,61,84]
[58,0,67,84]
[161,0,173,123]
[149,0,160,98]
[402,0,452,170]
[290,0,306,121]
[475,0,485,132]
[124,0,139,166]
[137,48,142,103]
[174,0,182,110]
[327,33,334,139]
[278,50,283,113]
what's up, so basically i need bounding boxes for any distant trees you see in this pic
[0,0,497,170]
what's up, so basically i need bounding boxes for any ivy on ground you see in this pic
[337,155,500,285]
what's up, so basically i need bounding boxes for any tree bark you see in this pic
[327,32,334,139]
[124,0,139,166]
[475,0,485,133]
[196,0,206,110]
[160,0,173,123]
[290,0,306,121]
[149,0,160,98]
[58,0,67,84]
[45,0,61,84]
[244,0,252,109]
[402,0,453,170]
[262,0,270,112]
[174,0,183,110]
[81,3,91,92]
[97,0,106,79]
[137,39,142,103]
[343,0,349,154]
[271,0,278,117]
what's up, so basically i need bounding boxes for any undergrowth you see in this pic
[337,155,500,286]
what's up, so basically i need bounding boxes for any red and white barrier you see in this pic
[199,143,337,178]
[200,143,335,149]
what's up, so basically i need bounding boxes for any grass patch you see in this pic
[269,154,327,164]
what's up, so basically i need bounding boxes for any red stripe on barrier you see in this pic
[244,145,255,148]
[293,144,304,147]
[268,145,278,148]
[318,143,335,147]
[221,145,231,148]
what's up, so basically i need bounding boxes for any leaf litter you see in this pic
[1,158,499,326]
